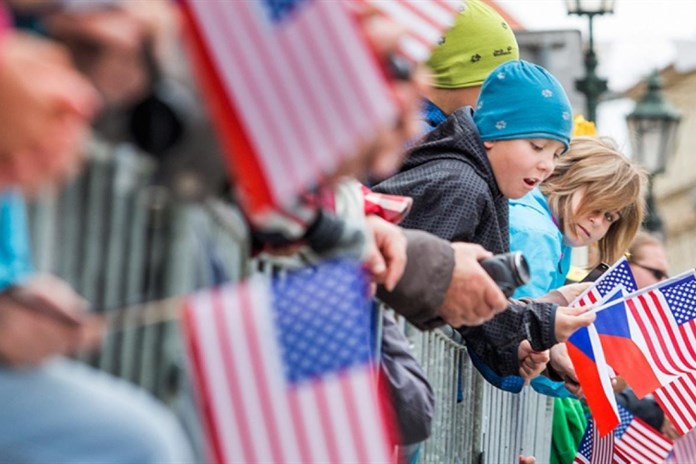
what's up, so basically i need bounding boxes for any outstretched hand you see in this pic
[0,274,103,367]
[554,306,595,342]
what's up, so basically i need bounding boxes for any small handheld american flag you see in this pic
[181,0,398,216]
[182,259,394,464]
[572,257,637,308]
[574,418,617,464]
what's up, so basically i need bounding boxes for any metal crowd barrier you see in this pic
[27,140,248,401]
[406,326,554,464]
[27,140,554,463]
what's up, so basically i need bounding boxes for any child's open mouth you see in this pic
[523,178,538,188]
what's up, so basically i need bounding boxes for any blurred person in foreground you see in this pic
[0,6,193,462]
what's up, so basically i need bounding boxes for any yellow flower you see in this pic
[573,115,597,136]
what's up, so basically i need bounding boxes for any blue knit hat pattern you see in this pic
[473,60,573,153]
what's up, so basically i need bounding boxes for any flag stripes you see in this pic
[183,261,394,463]
[654,373,696,435]
[674,427,696,462]
[615,417,673,463]
[625,274,696,379]
[574,419,615,464]
[184,0,396,214]
[362,0,461,63]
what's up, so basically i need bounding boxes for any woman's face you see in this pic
[630,243,670,288]
[562,189,620,247]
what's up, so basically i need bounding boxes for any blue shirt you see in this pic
[510,187,571,299]
[0,190,32,291]
[509,187,574,397]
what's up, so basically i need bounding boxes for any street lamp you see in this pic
[626,70,682,235]
[565,0,615,123]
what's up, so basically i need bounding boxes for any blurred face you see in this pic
[563,189,620,247]
[484,138,563,199]
[630,243,669,289]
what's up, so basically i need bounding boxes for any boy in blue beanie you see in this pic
[374,60,590,379]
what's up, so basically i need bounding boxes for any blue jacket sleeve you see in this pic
[0,190,33,291]
[468,349,525,393]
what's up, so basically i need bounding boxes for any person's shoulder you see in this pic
[424,160,492,204]
[387,156,484,190]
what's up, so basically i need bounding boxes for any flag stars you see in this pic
[662,278,696,326]
[273,261,372,383]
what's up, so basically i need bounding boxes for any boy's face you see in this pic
[483,138,564,199]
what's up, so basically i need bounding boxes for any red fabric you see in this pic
[361,184,412,224]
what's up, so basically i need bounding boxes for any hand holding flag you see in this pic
[566,257,638,435]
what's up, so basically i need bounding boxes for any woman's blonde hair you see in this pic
[540,136,648,264]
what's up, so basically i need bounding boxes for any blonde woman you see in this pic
[508,136,647,462]
[509,136,647,299]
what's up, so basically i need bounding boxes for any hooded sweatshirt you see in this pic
[374,107,557,376]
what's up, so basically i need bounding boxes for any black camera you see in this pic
[480,251,530,298]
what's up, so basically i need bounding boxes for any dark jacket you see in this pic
[381,311,434,445]
[374,107,557,376]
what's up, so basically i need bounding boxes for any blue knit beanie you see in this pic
[473,60,573,153]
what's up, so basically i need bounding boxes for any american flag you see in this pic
[625,271,696,378]
[360,0,463,63]
[572,257,637,308]
[672,426,696,463]
[574,419,617,464]
[182,259,394,464]
[654,372,696,436]
[181,0,397,216]
[614,404,673,463]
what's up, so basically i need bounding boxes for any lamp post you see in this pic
[626,70,682,235]
[565,0,615,123]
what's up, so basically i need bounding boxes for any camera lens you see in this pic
[511,252,530,287]
[480,251,531,298]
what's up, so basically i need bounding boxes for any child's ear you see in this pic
[483,141,494,150]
